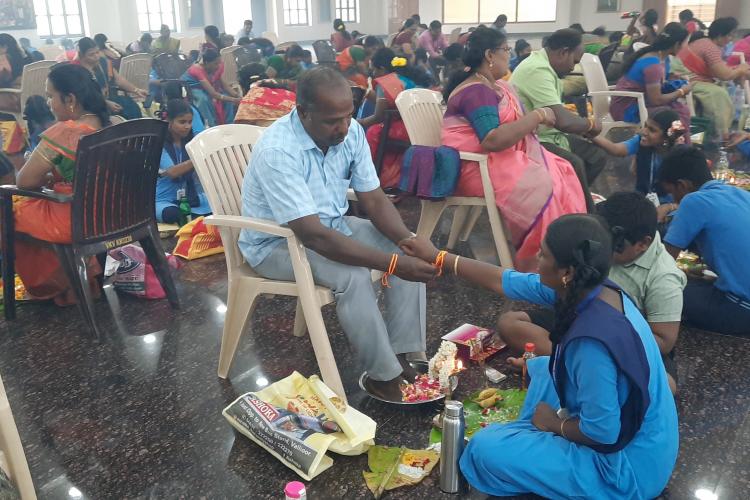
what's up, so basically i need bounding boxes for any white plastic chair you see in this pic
[186,124,380,401]
[0,374,36,499]
[118,53,153,91]
[37,45,62,60]
[449,27,462,44]
[220,45,241,95]
[262,31,279,45]
[0,60,56,130]
[394,89,514,266]
[178,36,202,55]
[581,53,647,137]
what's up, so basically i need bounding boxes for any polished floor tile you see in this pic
[1,154,749,499]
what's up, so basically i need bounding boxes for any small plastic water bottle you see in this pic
[521,342,537,390]
[176,188,191,226]
[715,148,730,182]
[284,481,306,500]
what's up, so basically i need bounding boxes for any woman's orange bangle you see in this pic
[586,117,595,133]
[434,250,448,276]
[381,253,399,288]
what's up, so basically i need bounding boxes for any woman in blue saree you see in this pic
[401,214,678,498]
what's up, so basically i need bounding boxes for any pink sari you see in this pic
[442,80,586,271]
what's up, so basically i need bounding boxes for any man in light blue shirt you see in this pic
[239,67,436,400]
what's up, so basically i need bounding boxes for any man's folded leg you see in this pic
[253,241,404,382]
[345,216,427,358]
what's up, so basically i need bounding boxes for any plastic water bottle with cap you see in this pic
[715,147,730,183]
[284,481,306,500]
[521,342,536,390]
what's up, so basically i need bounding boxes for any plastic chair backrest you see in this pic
[20,61,55,114]
[0,374,35,499]
[275,42,297,53]
[186,124,265,269]
[175,36,198,55]
[449,27,462,44]
[71,119,167,245]
[395,88,444,147]
[153,53,190,79]
[313,40,336,64]
[262,31,279,45]
[119,53,153,90]
[234,46,262,68]
[221,45,240,89]
[580,53,611,121]
[38,45,62,60]
[598,42,619,71]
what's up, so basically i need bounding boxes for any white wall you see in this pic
[418,0,645,49]
[270,0,388,42]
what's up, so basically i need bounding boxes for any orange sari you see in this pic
[13,121,102,305]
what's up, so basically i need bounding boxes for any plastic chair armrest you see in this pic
[0,88,21,94]
[0,185,73,203]
[588,90,642,99]
[204,214,294,238]
[459,151,488,162]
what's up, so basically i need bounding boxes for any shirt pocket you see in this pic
[326,177,352,212]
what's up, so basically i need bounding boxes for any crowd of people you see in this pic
[0,8,749,498]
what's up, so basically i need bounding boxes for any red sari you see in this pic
[365,73,414,189]
[14,121,102,305]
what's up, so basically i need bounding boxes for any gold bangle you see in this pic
[560,417,570,439]
[586,117,594,133]
[534,109,545,123]
[453,255,460,275]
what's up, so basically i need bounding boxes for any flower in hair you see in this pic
[667,119,685,138]
[391,56,407,67]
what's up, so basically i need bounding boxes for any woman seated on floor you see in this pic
[357,48,432,189]
[678,17,750,139]
[156,99,211,223]
[336,35,381,88]
[400,214,678,499]
[442,27,586,271]
[265,45,306,81]
[13,64,109,306]
[331,18,355,53]
[233,63,295,126]
[74,37,147,119]
[611,23,693,131]
[181,48,241,127]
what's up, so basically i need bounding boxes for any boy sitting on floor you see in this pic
[498,192,686,392]
[658,146,750,335]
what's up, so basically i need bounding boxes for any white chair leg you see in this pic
[459,205,484,242]
[415,199,448,240]
[0,377,36,500]
[218,279,259,378]
[287,238,347,402]
[477,157,515,267]
[293,299,307,337]
[447,206,471,249]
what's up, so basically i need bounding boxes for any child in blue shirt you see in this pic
[156,99,211,223]
[592,109,686,202]
[659,146,750,335]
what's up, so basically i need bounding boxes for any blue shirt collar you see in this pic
[290,108,320,151]
[700,179,722,190]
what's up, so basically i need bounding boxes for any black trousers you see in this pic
[542,136,608,213]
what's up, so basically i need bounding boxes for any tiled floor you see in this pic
[2,153,749,499]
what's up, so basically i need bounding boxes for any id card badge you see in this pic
[646,192,660,207]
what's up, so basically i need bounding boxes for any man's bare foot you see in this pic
[396,354,420,382]
[364,376,405,401]
[506,357,524,372]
